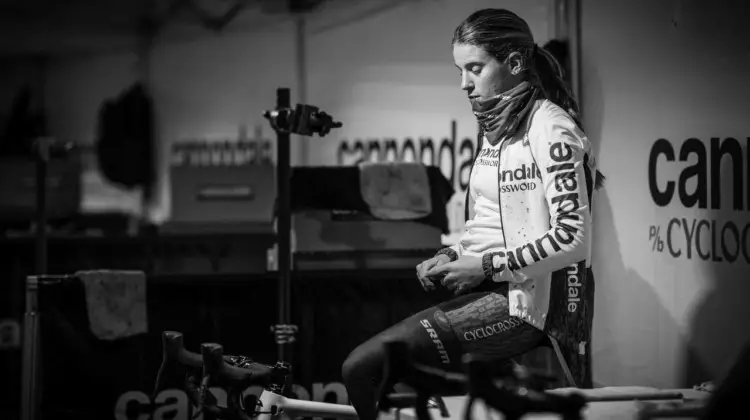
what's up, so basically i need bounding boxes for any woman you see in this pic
[341,8,604,420]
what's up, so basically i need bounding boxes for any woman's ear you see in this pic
[506,51,525,76]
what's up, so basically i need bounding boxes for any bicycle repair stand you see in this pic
[262,88,341,367]
[21,137,75,420]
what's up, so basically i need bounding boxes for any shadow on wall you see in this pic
[682,141,750,387]
[679,0,750,388]
[591,191,682,387]
[584,57,681,388]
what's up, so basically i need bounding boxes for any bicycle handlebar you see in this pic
[199,343,255,420]
[200,342,284,388]
[160,331,287,388]
[154,331,292,420]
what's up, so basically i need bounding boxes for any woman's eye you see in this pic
[471,66,482,74]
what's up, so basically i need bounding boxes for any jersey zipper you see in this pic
[495,138,509,270]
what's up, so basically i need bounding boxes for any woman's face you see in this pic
[452,43,517,103]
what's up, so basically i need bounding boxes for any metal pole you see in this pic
[21,276,40,420]
[295,16,308,166]
[275,88,292,363]
[568,0,583,117]
[34,141,48,275]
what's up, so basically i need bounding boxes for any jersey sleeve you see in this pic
[435,244,462,261]
[481,109,593,283]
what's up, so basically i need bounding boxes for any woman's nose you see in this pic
[460,73,472,91]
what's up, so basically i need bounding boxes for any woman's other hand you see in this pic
[416,254,452,291]
[425,256,486,295]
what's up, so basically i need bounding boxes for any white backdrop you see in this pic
[583,0,750,388]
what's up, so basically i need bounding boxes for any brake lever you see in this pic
[183,361,254,420]
[152,355,203,405]
[197,372,225,420]
[184,371,206,413]
[227,386,254,420]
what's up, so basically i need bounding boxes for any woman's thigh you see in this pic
[435,288,547,360]
[364,302,463,369]
[367,286,546,370]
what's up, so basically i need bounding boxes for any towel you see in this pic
[358,161,432,220]
[77,270,148,341]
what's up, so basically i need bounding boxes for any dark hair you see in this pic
[453,9,605,188]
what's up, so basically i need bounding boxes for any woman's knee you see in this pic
[341,340,384,384]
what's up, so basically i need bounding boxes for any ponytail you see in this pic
[533,45,582,127]
[533,44,606,189]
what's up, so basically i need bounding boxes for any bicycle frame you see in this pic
[255,389,359,420]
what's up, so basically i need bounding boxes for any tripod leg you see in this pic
[21,278,41,420]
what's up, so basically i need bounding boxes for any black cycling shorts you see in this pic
[395,284,546,370]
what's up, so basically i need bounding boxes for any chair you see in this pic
[515,335,578,388]
[518,264,596,389]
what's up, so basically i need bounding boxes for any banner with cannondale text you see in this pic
[648,137,748,265]
[643,134,749,388]
[592,131,750,388]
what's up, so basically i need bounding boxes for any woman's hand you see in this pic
[424,256,486,295]
[416,254,452,291]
